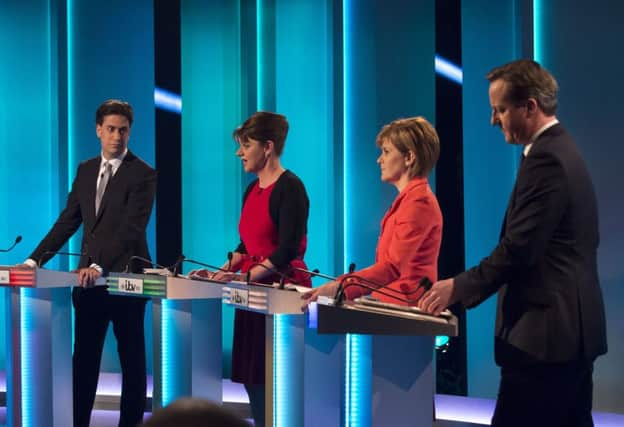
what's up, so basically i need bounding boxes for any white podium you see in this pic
[106,273,223,410]
[0,266,75,427]
[222,281,305,427]
[306,298,458,427]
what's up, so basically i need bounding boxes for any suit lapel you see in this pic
[85,158,101,227]
[94,151,134,223]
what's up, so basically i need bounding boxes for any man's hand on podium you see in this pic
[301,281,338,311]
[417,278,455,316]
[77,267,102,288]
[14,263,35,269]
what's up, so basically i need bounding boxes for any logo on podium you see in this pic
[230,288,249,307]
[118,277,144,294]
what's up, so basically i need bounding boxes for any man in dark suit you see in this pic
[419,60,607,427]
[25,99,157,427]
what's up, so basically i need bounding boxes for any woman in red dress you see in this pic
[197,111,310,426]
[303,116,442,307]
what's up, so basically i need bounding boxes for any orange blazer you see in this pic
[343,177,442,305]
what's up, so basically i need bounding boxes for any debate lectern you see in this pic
[307,298,459,427]
[106,273,223,410]
[222,281,305,427]
[0,266,75,427]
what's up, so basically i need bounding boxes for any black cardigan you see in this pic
[235,170,309,269]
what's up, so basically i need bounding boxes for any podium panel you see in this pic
[308,298,458,427]
[1,266,74,427]
[223,281,306,427]
[107,273,223,410]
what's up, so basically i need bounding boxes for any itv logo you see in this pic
[119,277,143,295]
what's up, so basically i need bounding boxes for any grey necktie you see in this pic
[95,162,112,215]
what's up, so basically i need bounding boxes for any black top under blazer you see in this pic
[454,124,607,367]
[30,150,157,274]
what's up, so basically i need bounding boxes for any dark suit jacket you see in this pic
[30,150,156,274]
[454,124,607,367]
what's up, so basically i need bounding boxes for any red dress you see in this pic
[231,177,310,385]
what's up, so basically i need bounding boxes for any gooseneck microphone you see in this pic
[226,251,233,272]
[245,262,295,289]
[179,257,230,273]
[37,250,86,268]
[348,262,356,273]
[291,266,336,281]
[123,255,168,273]
[0,235,22,253]
[334,275,433,307]
[171,254,186,277]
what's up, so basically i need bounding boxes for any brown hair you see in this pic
[233,111,289,156]
[486,59,559,115]
[95,99,134,126]
[376,116,440,178]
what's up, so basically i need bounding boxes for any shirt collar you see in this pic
[100,149,128,172]
[524,119,559,156]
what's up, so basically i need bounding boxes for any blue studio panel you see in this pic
[0,2,67,425]
[181,0,243,380]
[0,0,157,383]
[535,0,624,414]
[461,0,524,399]
[68,0,156,375]
[343,1,435,424]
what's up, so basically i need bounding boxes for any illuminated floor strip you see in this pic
[0,374,621,426]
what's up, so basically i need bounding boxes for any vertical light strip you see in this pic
[342,0,350,269]
[256,0,263,110]
[533,0,542,62]
[345,334,371,426]
[342,1,370,425]
[161,299,173,406]
[20,288,33,427]
[273,314,289,426]
[67,0,74,197]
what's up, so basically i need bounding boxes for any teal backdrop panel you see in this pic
[343,1,435,425]
[68,0,156,374]
[344,0,435,272]
[273,0,337,278]
[461,0,523,399]
[0,0,66,371]
[181,0,243,378]
[534,0,624,414]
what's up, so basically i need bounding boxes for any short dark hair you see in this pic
[487,59,559,115]
[233,111,289,156]
[376,116,440,178]
[95,99,134,126]
[141,398,249,427]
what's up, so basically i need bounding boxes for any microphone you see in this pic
[171,254,186,277]
[334,276,433,307]
[226,251,233,272]
[37,250,86,268]
[179,258,230,274]
[291,266,336,281]
[0,235,22,253]
[123,255,168,273]
[245,262,295,289]
[348,262,356,273]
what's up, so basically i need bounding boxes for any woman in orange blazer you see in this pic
[303,116,442,307]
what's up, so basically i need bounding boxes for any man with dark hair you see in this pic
[25,99,156,427]
[419,59,607,427]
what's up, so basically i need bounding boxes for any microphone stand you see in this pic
[334,275,432,307]
[0,235,22,253]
